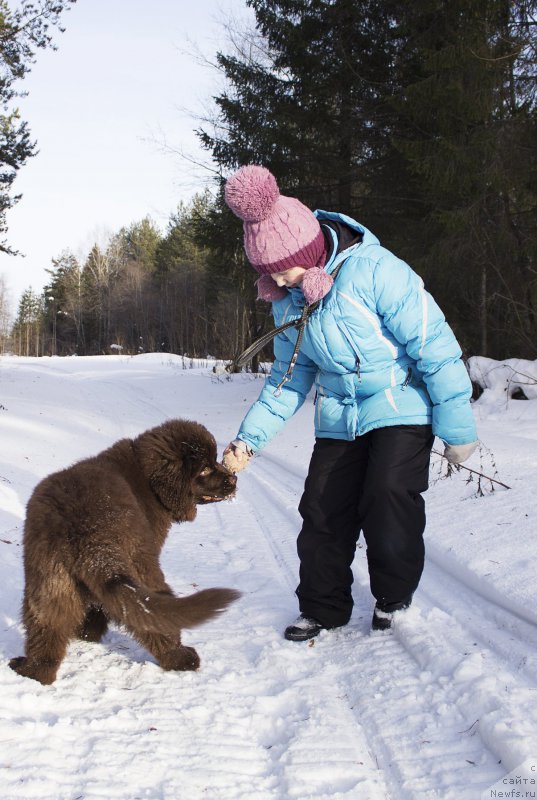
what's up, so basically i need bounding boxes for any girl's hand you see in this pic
[222,440,253,473]
[443,441,478,464]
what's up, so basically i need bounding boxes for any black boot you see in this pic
[284,615,325,641]
[371,599,412,631]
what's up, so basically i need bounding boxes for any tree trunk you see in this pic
[480,264,487,356]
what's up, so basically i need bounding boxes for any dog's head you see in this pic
[134,419,237,522]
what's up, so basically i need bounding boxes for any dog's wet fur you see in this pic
[9,419,240,684]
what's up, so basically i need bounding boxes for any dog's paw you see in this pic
[8,656,58,685]
[159,645,200,672]
[8,656,26,672]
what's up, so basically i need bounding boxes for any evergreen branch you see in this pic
[468,47,523,63]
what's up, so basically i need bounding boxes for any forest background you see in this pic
[1,0,536,366]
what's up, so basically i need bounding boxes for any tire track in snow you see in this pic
[421,552,537,683]
[198,477,389,799]
[163,437,537,795]
[260,448,537,683]
[239,460,507,799]
[162,496,390,800]
[381,552,537,777]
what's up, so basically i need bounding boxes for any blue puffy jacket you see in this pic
[237,211,477,452]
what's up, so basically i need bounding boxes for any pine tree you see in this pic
[189,191,263,364]
[155,195,215,357]
[0,0,76,253]
[109,218,162,353]
[120,217,161,273]
[43,251,84,354]
[197,0,406,362]
[390,0,537,357]
[200,0,399,218]
[81,244,120,354]
[200,0,536,359]
[12,287,43,355]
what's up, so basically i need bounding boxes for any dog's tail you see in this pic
[95,575,241,637]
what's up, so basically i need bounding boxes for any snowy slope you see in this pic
[1,354,536,800]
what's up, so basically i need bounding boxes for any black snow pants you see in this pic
[296,424,434,628]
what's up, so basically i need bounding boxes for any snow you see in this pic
[1,353,537,800]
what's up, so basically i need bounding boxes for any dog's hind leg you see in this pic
[9,573,86,685]
[9,618,71,685]
[78,605,109,643]
[131,629,200,671]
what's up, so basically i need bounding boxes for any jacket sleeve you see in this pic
[373,254,477,445]
[236,328,317,452]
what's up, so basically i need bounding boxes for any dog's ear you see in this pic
[133,420,217,521]
[134,427,181,478]
[159,420,217,473]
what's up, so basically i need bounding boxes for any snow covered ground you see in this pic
[1,353,536,800]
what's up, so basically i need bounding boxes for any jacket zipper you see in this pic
[338,322,362,382]
[316,386,324,427]
[402,367,412,389]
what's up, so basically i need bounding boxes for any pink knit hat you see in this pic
[225,165,332,303]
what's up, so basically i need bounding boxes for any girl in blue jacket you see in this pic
[223,165,478,639]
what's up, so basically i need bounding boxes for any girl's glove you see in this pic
[443,441,479,465]
[222,440,254,473]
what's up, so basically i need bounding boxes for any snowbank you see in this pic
[0,354,536,800]
[469,355,537,400]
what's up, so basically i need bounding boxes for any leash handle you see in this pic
[231,317,301,370]
[273,310,309,396]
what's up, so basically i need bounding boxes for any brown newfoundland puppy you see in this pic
[9,419,240,685]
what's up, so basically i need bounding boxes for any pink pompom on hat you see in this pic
[225,165,332,303]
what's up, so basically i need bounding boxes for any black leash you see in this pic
[271,302,313,395]
[227,261,346,390]
[228,307,312,370]
[226,301,318,395]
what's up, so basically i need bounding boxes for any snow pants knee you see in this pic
[296,424,434,628]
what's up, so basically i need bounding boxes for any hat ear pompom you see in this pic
[256,275,287,302]
[301,268,333,304]
[225,165,280,222]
